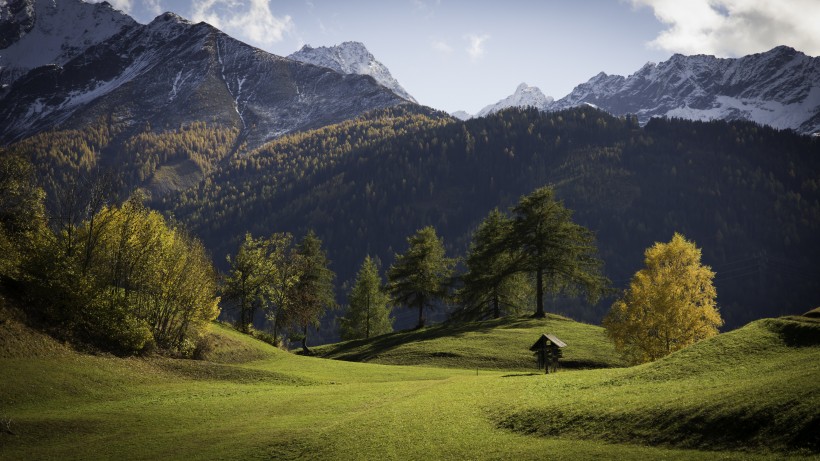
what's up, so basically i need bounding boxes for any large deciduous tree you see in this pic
[510,186,607,318]
[262,232,301,346]
[603,233,723,364]
[388,226,455,329]
[85,196,219,352]
[0,154,47,278]
[341,255,392,340]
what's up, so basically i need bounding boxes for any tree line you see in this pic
[1,152,723,365]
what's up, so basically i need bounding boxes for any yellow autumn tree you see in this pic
[603,233,723,364]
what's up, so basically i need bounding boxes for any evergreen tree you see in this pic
[388,226,455,329]
[223,233,271,333]
[458,209,532,319]
[603,233,723,364]
[341,255,392,340]
[290,230,336,352]
[509,186,607,318]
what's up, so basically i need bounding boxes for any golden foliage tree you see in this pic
[603,233,722,364]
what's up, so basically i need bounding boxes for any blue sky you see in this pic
[97,0,820,114]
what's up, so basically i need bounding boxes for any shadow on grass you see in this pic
[317,315,566,362]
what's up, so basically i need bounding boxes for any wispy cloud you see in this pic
[632,0,820,56]
[143,0,163,16]
[413,0,441,18]
[432,39,453,55]
[464,34,489,61]
[191,0,295,46]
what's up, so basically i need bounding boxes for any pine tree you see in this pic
[458,209,532,319]
[341,255,392,340]
[388,226,455,329]
[290,230,336,352]
[603,233,723,364]
[509,186,608,318]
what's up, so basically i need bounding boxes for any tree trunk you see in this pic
[365,293,371,339]
[301,325,310,354]
[535,267,545,318]
[417,298,425,329]
[493,293,500,319]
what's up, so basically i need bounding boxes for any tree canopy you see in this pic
[457,209,532,320]
[387,226,455,329]
[603,233,723,364]
[290,231,336,352]
[509,186,608,318]
[340,255,393,340]
[223,233,272,332]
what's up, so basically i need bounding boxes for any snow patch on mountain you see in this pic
[0,0,136,88]
[450,110,472,120]
[288,41,416,103]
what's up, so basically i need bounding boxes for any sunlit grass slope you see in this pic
[1,305,817,460]
[313,314,625,371]
[496,315,820,454]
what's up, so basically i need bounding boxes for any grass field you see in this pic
[1,305,818,460]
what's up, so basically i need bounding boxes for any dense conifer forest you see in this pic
[166,106,819,331]
[4,105,819,336]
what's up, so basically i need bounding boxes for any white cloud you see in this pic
[190,0,295,46]
[464,34,489,61]
[143,0,163,16]
[432,40,453,55]
[632,0,820,56]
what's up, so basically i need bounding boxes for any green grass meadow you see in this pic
[1,309,818,460]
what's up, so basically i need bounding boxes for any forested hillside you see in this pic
[4,104,818,336]
[164,106,820,331]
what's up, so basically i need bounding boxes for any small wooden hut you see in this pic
[530,333,566,374]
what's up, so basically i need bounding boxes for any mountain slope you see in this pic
[0,6,408,148]
[552,46,820,134]
[0,0,136,92]
[288,41,416,103]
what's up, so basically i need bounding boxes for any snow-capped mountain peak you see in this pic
[552,46,820,134]
[450,110,472,121]
[288,41,417,103]
[474,82,554,118]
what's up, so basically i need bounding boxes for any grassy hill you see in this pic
[1,301,817,460]
[496,315,820,453]
[312,314,625,370]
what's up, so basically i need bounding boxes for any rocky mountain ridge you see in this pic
[454,46,820,134]
[0,0,408,147]
[288,41,416,103]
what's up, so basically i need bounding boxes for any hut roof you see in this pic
[529,333,567,351]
